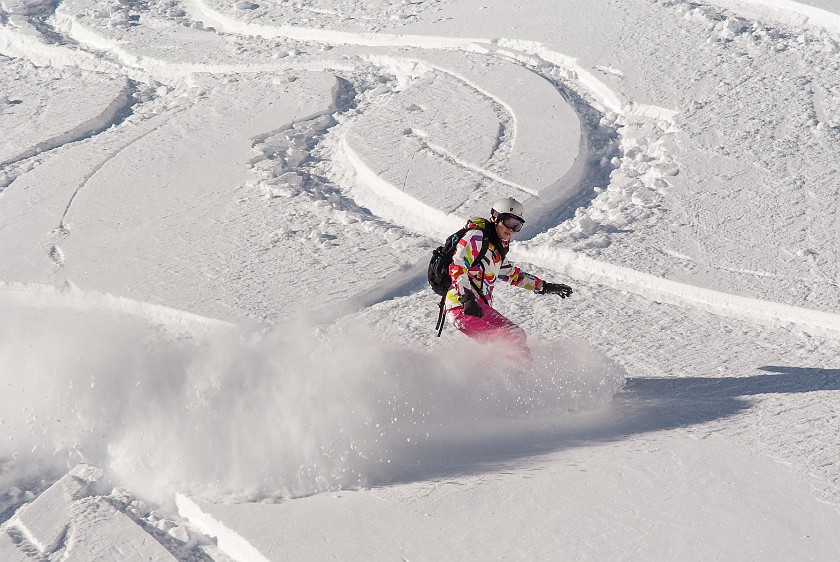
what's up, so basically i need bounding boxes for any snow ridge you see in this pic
[0,16,115,72]
[0,281,233,336]
[175,495,268,562]
[710,0,840,33]
[334,130,463,238]
[517,246,840,339]
[0,79,134,166]
[183,0,642,116]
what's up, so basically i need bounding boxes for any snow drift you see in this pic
[0,296,624,504]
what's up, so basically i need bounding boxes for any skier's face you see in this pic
[495,214,523,242]
[495,220,515,242]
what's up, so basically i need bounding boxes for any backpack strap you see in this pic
[435,294,447,337]
[472,227,491,305]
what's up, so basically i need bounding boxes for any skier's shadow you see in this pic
[612,365,840,435]
[384,366,840,485]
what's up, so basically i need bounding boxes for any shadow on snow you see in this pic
[378,366,840,487]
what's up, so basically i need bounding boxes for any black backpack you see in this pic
[428,226,491,336]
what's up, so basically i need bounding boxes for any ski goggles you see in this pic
[498,214,524,232]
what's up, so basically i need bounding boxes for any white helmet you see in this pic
[490,197,526,222]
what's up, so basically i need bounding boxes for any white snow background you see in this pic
[2,0,840,560]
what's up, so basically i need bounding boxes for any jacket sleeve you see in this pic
[448,229,486,298]
[498,258,544,292]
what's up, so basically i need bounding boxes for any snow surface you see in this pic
[2,0,840,560]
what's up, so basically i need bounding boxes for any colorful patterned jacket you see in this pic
[445,218,544,311]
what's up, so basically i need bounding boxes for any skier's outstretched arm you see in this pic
[500,260,573,298]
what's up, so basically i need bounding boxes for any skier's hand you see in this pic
[539,282,573,298]
[459,292,483,317]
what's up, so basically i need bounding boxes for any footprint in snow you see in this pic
[49,245,65,267]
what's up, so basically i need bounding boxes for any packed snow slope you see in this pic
[2,0,840,560]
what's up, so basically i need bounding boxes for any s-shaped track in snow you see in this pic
[3,0,839,338]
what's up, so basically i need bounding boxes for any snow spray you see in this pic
[0,303,624,503]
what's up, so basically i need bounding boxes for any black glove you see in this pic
[459,292,483,317]
[539,282,573,298]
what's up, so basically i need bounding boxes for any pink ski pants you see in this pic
[449,300,531,361]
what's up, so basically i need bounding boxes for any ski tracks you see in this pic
[4,0,840,338]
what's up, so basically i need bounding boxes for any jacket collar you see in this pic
[467,217,509,255]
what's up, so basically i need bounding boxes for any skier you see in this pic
[444,197,573,361]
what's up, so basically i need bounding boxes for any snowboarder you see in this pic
[444,197,573,361]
